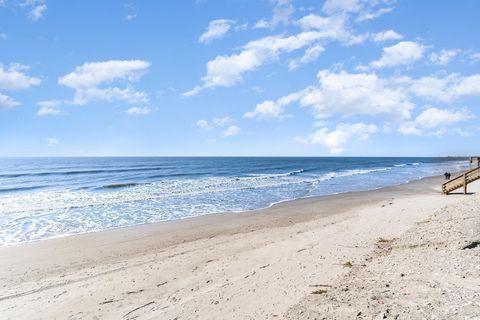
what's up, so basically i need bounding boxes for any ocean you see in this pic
[0,157,467,246]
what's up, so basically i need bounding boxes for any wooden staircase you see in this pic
[442,166,480,194]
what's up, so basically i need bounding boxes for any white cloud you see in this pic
[186,8,384,96]
[25,0,47,21]
[126,106,151,115]
[59,60,149,89]
[297,14,350,41]
[322,0,361,14]
[288,44,325,70]
[373,30,403,42]
[399,107,472,136]
[185,28,342,96]
[247,69,414,121]
[251,86,264,93]
[244,100,286,119]
[0,64,41,90]
[429,49,459,65]
[469,52,480,63]
[125,13,137,21]
[454,74,480,96]
[212,116,233,126]
[37,100,64,116]
[254,0,295,29]
[370,41,425,68]
[58,60,150,105]
[302,70,413,119]
[195,117,233,130]
[195,119,212,130]
[199,19,234,44]
[296,122,378,154]
[254,19,270,29]
[223,125,242,137]
[0,93,20,109]
[123,3,138,21]
[243,92,301,119]
[45,137,59,147]
[322,0,394,22]
[410,73,480,103]
[356,7,393,22]
[72,87,148,105]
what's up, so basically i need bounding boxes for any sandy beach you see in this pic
[0,176,478,319]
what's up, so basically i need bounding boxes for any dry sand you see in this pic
[0,176,478,319]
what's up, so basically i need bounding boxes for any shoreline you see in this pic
[1,174,445,249]
[0,174,475,319]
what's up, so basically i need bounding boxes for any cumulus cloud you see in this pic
[184,14,357,96]
[296,122,378,154]
[0,64,41,110]
[223,125,242,137]
[373,30,403,42]
[37,100,64,116]
[126,106,151,115]
[244,92,301,119]
[184,32,323,95]
[0,63,41,90]
[186,5,397,96]
[246,69,414,121]
[297,14,350,41]
[399,107,472,135]
[244,100,285,120]
[429,49,459,65]
[370,41,425,68]
[199,19,235,44]
[410,73,480,103]
[59,60,149,89]
[58,60,150,105]
[0,93,20,109]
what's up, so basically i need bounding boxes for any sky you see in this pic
[0,0,479,157]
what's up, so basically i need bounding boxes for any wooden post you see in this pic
[464,173,467,194]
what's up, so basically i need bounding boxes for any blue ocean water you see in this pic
[0,157,467,246]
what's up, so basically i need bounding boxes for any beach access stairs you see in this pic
[442,166,480,194]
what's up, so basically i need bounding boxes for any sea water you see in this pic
[0,157,467,246]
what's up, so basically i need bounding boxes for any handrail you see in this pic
[442,166,480,189]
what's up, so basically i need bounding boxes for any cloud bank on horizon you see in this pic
[0,0,479,156]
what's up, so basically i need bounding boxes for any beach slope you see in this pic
[0,176,478,319]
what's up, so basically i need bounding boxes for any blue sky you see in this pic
[0,0,479,156]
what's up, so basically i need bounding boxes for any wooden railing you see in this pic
[442,166,480,194]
